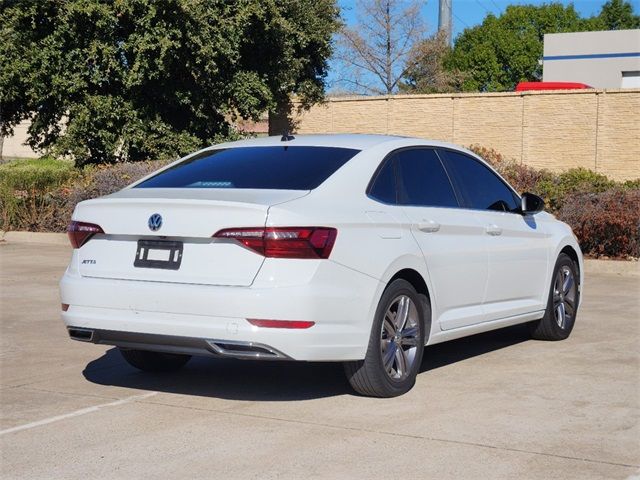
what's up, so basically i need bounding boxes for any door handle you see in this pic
[417,220,441,233]
[486,224,503,236]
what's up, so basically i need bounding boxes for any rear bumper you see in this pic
[67,328,291,360]
[60,259,383,361]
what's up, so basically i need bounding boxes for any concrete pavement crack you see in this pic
[139,398,640,470]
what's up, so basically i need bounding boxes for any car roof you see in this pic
[212,133,465,153]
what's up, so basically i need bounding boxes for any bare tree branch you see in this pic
[332,0,427,95]
[331,75,386,95]
[398,30,466,94]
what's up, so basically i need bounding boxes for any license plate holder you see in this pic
[134,240,183,270]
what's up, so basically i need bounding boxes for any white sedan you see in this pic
[60,134,583,397]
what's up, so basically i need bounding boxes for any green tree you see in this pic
[0,0,339,165]
[591,0,640,30]
[444,1,640,93]
[445,3,588,92]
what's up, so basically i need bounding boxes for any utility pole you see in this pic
[438,0,452,46]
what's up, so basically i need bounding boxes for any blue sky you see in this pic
[337,0,640,39]
[328,0,639,90]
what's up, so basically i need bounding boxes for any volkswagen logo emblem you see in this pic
[148,213,163,232]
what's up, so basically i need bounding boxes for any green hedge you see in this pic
[560,189,640,258]
[469,145,640,259]
[0,157,76,190]
[1,151,638,259]
[0,157,171,232]
[0,158,77,231]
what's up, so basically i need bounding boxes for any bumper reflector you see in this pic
[247,319,315,329]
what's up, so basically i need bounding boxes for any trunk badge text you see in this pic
[148,213,163,232]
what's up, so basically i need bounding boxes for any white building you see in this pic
[543,29,640,88]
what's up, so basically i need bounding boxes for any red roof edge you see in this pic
[515,81,593,91]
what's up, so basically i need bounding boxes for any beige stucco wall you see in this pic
[289,89,640,181]
[1,121,38,159]
[596,91,640,180]
[5,90,639,180]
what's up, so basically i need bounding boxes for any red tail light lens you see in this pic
[67,221,104,249]
[214,227,337,259]
[247,319,315,329]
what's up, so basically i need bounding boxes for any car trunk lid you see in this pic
[73,188,307,286]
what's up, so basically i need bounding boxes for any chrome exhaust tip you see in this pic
[68,327,94,342]
[206,339,289,360]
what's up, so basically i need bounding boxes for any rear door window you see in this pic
[136,146,360,190]
[439,150,520,212]
[395,148,459,208]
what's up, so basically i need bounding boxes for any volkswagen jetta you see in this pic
[60,134,583,397]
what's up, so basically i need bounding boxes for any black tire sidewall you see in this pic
[370,279,427,395]
[543,254,580,339]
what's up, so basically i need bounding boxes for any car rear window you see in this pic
[135,146,360,190]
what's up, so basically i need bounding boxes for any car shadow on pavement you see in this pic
[420,323,532,373]
[84,350,351,401]
[83,323,532,401]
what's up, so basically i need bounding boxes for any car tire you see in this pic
[119,348,191,372]
[530,253,580,341]
[344,279,427,397]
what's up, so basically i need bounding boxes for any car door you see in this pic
[385,148,490,330]
[438,149,550,320]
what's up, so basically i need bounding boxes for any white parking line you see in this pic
[0,392,158,436]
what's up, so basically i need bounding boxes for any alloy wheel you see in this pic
[553,266,577,329]
[380,295,421,380]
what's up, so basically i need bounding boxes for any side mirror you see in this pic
[521,192,545,215]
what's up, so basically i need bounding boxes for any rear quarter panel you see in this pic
[264,141,439,340]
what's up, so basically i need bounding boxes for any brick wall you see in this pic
[284,89,640,181]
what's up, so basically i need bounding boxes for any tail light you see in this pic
[67,221,104,249]
[214,227,337,259]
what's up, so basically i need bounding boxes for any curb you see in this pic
[1,231,638,277]
[584,259,639,277]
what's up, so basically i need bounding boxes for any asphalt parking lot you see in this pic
[1,241,638,479]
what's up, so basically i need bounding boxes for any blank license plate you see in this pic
[134,240,183,270]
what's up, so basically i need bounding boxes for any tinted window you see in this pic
[396,149,458,207]
[136,146,360,190]
[368,158,397,203]
[440,150,520,212]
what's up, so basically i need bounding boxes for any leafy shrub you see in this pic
[49,160,174,232]
[2,146,639,261]
[469,145,639,259]
[536,168,615,212]
[0,158,171,232]
[469,145,632,215]
[469,145,554,195]
[559,189,640,259]
[66,160,173,204]
[0,158,77,231]
[0,157,76,191]
[622,178,640,190]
